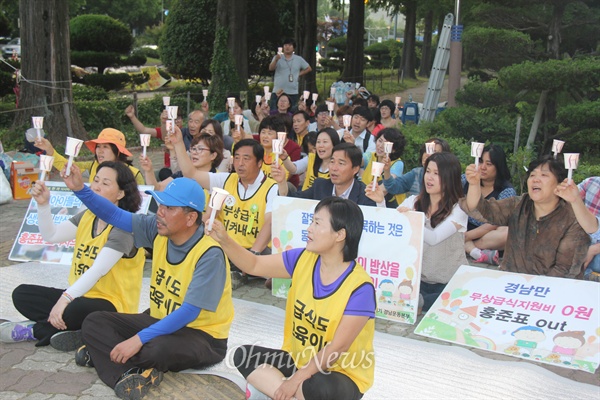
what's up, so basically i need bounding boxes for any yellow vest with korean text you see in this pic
[282,250,375,394]
[69,211,144,313]
[150,234,233,339]
[218,173,276,249]
[301,153,330,191]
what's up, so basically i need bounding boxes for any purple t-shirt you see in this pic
[282,248,376,318]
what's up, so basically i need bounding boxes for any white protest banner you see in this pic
[9,182,154,265]
[415,265,600,372]
[271,197,424,324]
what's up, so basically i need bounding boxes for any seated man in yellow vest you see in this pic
[171,130,278,290]
[63,170,233,400]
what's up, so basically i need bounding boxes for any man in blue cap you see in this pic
[62,167,234,400]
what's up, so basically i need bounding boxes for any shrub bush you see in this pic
[71,51,120,74]
[82,73,131,92]
[0,70,14,97]
[124,52,147,67]
[72,85,109,101]
[70,15,132,54]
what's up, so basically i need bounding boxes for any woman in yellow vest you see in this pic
[281,128,341,190]
[361,127,406,207]
[209,197,375,399]
[4,162,145,351]
[34,128,144,185]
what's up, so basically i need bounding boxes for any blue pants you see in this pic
[584,253,600,277]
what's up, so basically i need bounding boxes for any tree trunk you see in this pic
[401,0,417,80]
[526,90,548,150]
[217,0,248,90]
[419,10,434,78]
[548,2,566,59]
[296,0,318,93]
[341,0,365,83]
[15,0,86,141]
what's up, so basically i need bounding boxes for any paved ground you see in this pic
[1,114,598,398]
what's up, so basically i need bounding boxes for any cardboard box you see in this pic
[11,161,39,200]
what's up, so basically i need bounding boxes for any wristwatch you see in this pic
[248,249,260,255]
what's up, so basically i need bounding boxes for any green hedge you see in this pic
[82,73,131,91]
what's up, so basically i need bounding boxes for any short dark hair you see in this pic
[96,161,141,213]
[314,197,364,261]
[182,206,202,226]
[283,38,296,48]
[258,115,286,134]
[527,155,567,183]
[418,137,451,165]
[200,119,224,138]
[352,97,368,108]
[233,138,264,163]
[293,110,310,122]
[377,128,406,161]
[369,107,381,124]
[333,142,362,168]
[301,131,318,155]
[367,94,380,106]
[352,106,373,122]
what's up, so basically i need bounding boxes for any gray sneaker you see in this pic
[231,271,248,290]
[50,330,84,351]
[0,320,35,343]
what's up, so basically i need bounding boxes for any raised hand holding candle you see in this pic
[140,134,151,157]
[342,114,352,130]
[64,137,84,177]
[38,154,54,181]
[552,139,565,159]
[255,94,262,104]
[162,96,170,107]
[227,97,235,111]
[277,47,283,55]
[471,142,485,169]
[202,89,208,101]
[371,161,384,191]
[384,141,394,155]
[265,92,272,102]
[264,86,270,95]
[312,93,318,102]
[272,139,284,163]
[166,105,178,120]
[207,188,230,231]
[277,131,287,142]
[32,116,43,140]
[234,114,243,132]
[166,120,174,135]
[395,96,401,106]
[326,101,334,117]
[329,87,336,101]
[564,153,579,184]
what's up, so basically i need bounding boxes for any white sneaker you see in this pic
[0,320,35,343]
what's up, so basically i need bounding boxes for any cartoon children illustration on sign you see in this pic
[379,279,395,304]
[395,279,413,304]
[510,326,546,357]
[550,330,585,365]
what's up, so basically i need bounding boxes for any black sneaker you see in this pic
[50,330,84,351]
[75,345,94,367]
[114,368,163,400]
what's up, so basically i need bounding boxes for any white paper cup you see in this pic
[264,86,270,94]
[65,137,84,157]
[425,142,436,155]
[32,116,44,129]
[327,101,335,111]
[278,47,283,54]
[355,83,361,89]
[395,96,401,105]
[140,134,151,147]
[471,142,485,158]
[277,132,287,142]
[330,87,336,99]
[303,90,310,101]
[312,93,318,102]
[39,155,54,172]
[234,114,244,126]
[265,92,272,101]
[384,141,394,154]
[227,97,236,109]
[552,139,565,155]
[255,94,262,104]
[202,89,208,99]
[272,139,284,154]
[564,153,579,170]
[166,106,178,120]
[162,96,170,106]
[209,187,230,211]
[342,115,352,128]
[371,161,384,177]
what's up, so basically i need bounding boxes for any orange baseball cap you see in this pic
[85,128,132,157]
